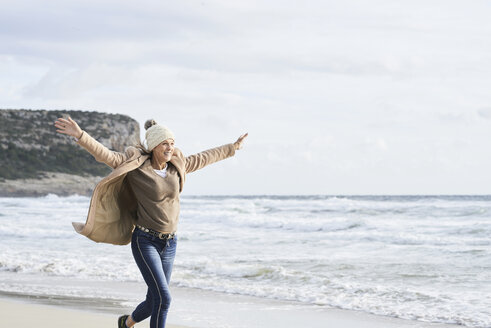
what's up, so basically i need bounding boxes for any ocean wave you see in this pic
[171,263,490,328]
[1,195,490,328]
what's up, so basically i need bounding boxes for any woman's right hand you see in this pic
[54,117,83,139]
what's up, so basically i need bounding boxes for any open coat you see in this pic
[72,131,235,245]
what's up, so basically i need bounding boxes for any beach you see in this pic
[1,298,187,328]
[2,287,461,328]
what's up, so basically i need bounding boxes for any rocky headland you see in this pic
[0,109,140,196]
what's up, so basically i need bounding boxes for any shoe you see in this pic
[118,315,129,328]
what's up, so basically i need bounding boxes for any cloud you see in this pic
[477,107,491,120]
[2,0,491,194]
[1,0,486,77]
[22,64,131,98]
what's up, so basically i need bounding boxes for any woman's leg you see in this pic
[127,289,152,326]
[161,237,177,284]
[130,230,176,328]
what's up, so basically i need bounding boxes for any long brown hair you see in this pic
[135,141,151,156]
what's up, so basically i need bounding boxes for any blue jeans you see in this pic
[130,229,177,328]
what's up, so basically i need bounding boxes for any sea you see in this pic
[0,194,489,327]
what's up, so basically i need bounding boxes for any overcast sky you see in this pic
[1,0,490,195]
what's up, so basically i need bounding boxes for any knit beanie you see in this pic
[144,119,175,151]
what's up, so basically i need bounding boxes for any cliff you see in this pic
[0,109,140,196]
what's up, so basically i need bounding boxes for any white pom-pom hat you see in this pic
[145,120,175,151]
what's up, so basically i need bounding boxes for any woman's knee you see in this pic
[152,289,171,309]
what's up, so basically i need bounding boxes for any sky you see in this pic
[1,0,490,195]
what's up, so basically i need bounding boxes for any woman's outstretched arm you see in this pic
[185,133,248,173]
[54,116,131,169]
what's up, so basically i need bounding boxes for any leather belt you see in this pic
[136,225,176,240]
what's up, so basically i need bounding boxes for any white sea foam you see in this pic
[0,195,490,327]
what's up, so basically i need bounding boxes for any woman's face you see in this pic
[152,139,175,163]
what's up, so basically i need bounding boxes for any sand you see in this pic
[1,289,462,328]
[1,298,187,328]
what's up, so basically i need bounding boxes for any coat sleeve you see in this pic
[76,130,136,169]
[185,143,236,174]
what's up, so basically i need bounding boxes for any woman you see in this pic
[54,116,247,328]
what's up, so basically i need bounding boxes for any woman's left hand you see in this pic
[54,116,83,139]
[234,133,248,150]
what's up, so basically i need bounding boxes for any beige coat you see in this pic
[72,131,235,245]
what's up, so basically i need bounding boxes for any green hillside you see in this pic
[0,109,140,180]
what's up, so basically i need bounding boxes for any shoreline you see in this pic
[1,195,485,327]
[1,285,462,328]
[0,173,102,197]
[0,297,188,328]
[1,192,490,198]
